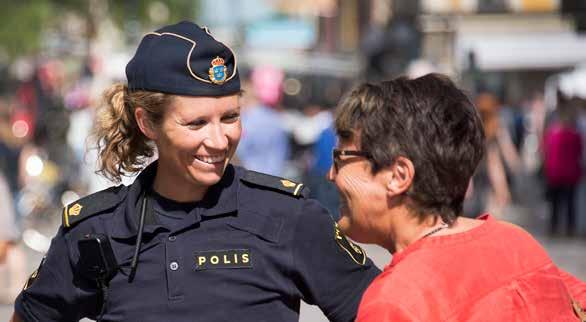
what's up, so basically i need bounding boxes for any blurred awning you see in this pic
[455,15,586,70]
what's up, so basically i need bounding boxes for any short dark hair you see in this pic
[334,73,485,224]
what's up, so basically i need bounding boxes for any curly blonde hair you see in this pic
[91,83,173,182]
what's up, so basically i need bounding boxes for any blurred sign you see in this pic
[276,0,337,17]
[478,0,508,13]
[245,18,317,49]
[514,0,558,12]
[199,0,275,26]
[422,0,559,13]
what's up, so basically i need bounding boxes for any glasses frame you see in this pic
[332,149,372,172]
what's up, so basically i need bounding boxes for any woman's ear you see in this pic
[386,156,415,197]
[135,108,157,140]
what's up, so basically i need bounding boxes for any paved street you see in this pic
[1,179,585,321]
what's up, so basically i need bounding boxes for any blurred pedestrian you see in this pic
[0,101,27,303]
[304,105,340,217]
[327,74,586,321]
[0,171,19,259]
[11,21,379,322]
[543,93,583,236]
[237,66,290,176]
[466,92,522,217]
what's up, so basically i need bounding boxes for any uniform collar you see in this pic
[199,164,239,217]
[109,162,239,238]
[109,161,158,238]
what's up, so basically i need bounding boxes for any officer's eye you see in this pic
[222,112,240,123]
[186,119,207,129]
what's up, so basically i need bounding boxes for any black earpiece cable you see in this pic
[128,192,148,283]
[96,279,109,322]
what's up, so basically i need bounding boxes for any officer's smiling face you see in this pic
[154,94,241,193]
[328,132,390,245]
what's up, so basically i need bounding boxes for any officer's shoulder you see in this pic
[239,169,308,199]
[62,185,127,229]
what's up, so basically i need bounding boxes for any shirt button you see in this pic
[169,261,179,271]
[168,236,176,242]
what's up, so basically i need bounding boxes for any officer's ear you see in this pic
[135,107,158,140]
[386,156,414,197]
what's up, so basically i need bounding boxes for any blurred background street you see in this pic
[1,0,586,321]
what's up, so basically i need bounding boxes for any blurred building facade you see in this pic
[196,0,586,101]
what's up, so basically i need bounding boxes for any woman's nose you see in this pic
[205,125,229,150]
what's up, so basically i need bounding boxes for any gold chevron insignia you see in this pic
[281,180,296,188]
[68,203,83,217]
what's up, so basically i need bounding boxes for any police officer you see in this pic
[11,21,380,322]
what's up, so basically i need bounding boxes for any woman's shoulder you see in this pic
[235,167,328,220]
[236,167,308,200]
[61,184,128,230]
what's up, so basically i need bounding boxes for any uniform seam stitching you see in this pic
[288,200,305,303]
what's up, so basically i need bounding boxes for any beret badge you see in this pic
[209,56,227,85]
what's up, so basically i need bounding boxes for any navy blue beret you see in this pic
[126,21,240,96]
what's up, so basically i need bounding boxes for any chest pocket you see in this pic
[190,211,283,272]
[226,210,283,244]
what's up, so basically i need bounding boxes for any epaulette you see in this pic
[240,170,307,198]
[62,185,126,229]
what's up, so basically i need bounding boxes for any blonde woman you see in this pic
[12,21,379,322]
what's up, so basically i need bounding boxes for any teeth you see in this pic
[195,155,225,164]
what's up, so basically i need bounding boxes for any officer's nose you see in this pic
[205,124,229,150]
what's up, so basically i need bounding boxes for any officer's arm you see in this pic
[13,227,93,321]
[291,199,381,322]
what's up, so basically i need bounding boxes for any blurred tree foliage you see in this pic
[0,1,52,60]
[0,0,198,61]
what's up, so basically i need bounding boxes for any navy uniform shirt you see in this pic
[15,162,380,322]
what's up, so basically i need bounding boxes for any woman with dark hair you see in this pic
[328,73,586,321]
[11,21,379,322]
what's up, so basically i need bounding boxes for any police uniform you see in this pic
[14,21,380,322]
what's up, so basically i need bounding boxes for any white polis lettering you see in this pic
[194,249,252,270]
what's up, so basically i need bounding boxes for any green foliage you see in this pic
[0,0,54,59]
[0,0,198,61]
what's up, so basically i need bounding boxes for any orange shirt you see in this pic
[357,215,586,322]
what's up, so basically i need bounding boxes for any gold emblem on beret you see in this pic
[281,180,296,188]
[209,56,227,84]
[68,203,83,217]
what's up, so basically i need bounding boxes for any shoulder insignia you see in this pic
[62,185,125,229]
[241,170,307,198]
[334,222,366,265]
[23,256,45,290]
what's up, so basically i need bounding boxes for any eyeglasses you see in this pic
[332,149,372,172]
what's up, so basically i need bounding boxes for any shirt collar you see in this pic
[199,164,239,217]
[109,161,158,238]
[109,162,239,238]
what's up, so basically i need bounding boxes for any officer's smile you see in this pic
[194,154,226,165]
